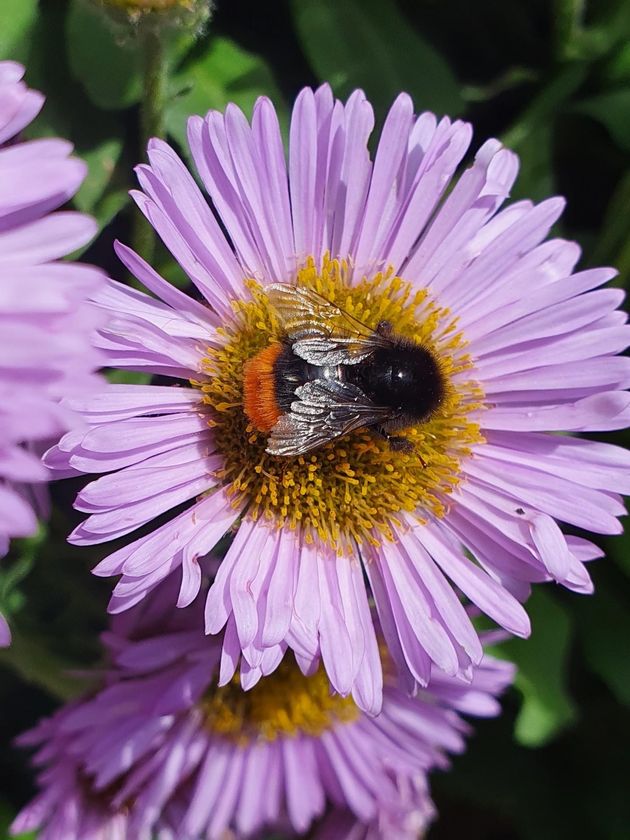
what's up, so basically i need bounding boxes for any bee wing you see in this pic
[266,379,395,456]
[266,283,390,366]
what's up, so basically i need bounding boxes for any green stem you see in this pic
[553,0,586,61]
[140,24,168,148]
[501,63,587,150]
[0,630,92,702]
[589,168,630,280]
[131,22,169,264]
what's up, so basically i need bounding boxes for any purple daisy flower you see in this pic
[0,62,104,646]
[12,572,513,840]
[47,84,630,711]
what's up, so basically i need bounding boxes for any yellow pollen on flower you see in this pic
[201,658,359,742]
[195,255,483,552]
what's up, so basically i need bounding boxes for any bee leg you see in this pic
[376,320,393,337]
[388,435,414,454]
[373,425,414,454]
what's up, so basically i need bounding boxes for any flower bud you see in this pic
[96,0,212,34]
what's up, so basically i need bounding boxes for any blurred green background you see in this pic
[1,0,630,837]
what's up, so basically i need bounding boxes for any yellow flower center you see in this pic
[195,256,483,552]
[201,657,359,742]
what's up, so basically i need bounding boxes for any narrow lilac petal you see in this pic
[283,738,325,832]
[406,139,518,290]
[353,93,414,278]
[252,97,294,277]
[528,513,571,580]
[188,112,265,278]
[239,658,263,690]
[347,561,383,716]
[319,732,375,821]
[383,116,473,273]
[0,485,38,538]
[332,90,374,258]
[0,87,43,144]
[289,88,319,262]
[205,516,259,636]
[0,212,96,264]
[377,553,433,685]
[182,743,229,835]
[261,528,298,647]
[436,198,566,313]
[401,531,483,662]
[465,458,625,534]
[484,432,630,494]
[474,289,625,355]
[218,616,240,686]
[317,550,355,695]
[223,104,289,281]
[229,525,275,649]
[379,539,460,675]
[207,746,244,837]
[146,139,244,299]
[236,744,272,835]
[288,538,321,657]
[483,391,630,432]
[65,383,203,424]
[417,523,531,637]
[463,264,617,338]
[476,326,630,380]
[363,549,416,694]
[0,613,10,647]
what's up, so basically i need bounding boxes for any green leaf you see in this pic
[165,36,287,151]
[499,589,577,747]
[573,89,630,152]
[0,526,47,618]
[0,628,90,702]
[74,137,124,213]
[106,369,152,385]
[66,0,143,110]
[15,5,129,230]
[291,0,463,117]
[93,186,130,230]
[0,0,38,62]
[501,63,587,150]
[589,169,630,288]
[508,123,555,203]
[576,582,630,707]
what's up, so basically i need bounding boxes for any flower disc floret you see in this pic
[202,656,359,741]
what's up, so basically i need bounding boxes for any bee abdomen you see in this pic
[243,342,285,433]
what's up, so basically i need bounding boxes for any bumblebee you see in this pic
[243,284,446,457]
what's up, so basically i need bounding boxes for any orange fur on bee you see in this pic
[243,342,284,432]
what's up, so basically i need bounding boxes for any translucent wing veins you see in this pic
[266,283,391,366]
[266,379,394,456]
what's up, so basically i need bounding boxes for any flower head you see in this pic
[0,62,104,645]
[97,0,212,33]
[12,573,513,839]
[47,85,630,710]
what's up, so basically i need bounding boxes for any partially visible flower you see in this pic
[0,62,104,645]
[46,85,630,711]
[12,573,513,839]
